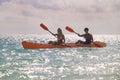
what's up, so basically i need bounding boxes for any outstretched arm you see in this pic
[77,34,84,37]
[48,31,56,37]
[91,35,93,42]
[63,35,65,43]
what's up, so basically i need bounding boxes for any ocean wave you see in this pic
[0,34,120,80]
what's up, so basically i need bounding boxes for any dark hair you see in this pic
[57,28,62,34]
[84,28,89,31]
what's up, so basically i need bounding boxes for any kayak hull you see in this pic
[22,41,106,49]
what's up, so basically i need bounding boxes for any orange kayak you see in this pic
[22,41,106,49]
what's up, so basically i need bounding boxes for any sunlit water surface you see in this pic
[0,34,120,80]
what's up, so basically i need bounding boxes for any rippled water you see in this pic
[0,34,120,80]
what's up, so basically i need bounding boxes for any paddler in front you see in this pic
[75,28,93,44]
[48,28,65,45]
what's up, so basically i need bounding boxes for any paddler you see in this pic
[48,28,65,45]
[76,28,93,44]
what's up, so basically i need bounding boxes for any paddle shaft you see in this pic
[48,30,55,36]
[74,32,79,35]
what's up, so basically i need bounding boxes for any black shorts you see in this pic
[83,41,91,44]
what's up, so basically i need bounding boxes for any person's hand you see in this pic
[77,34,80,36]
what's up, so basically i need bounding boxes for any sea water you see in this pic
[0,34,120,80]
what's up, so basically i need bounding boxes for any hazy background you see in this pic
[0,0,120,34]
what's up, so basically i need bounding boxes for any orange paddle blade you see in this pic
[66,26,75,32]
[40,23,49,31]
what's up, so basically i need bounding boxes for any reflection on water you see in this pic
[0,34,120,80]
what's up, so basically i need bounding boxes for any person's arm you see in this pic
[63,35,65,43]
[91,34,93,42]
[77,34,84,37]
[52,33,57,37]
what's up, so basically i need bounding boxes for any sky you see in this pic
[0,0,120,34]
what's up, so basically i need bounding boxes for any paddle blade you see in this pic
[65,26,75,32]
[40,23,49,31]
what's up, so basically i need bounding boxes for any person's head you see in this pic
[57,28,62,34]
[84,28,89,33]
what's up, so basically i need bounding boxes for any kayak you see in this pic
[22,41,106,49]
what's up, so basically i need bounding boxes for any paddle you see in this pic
[40,23,55,36]
[66,26,79,35]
